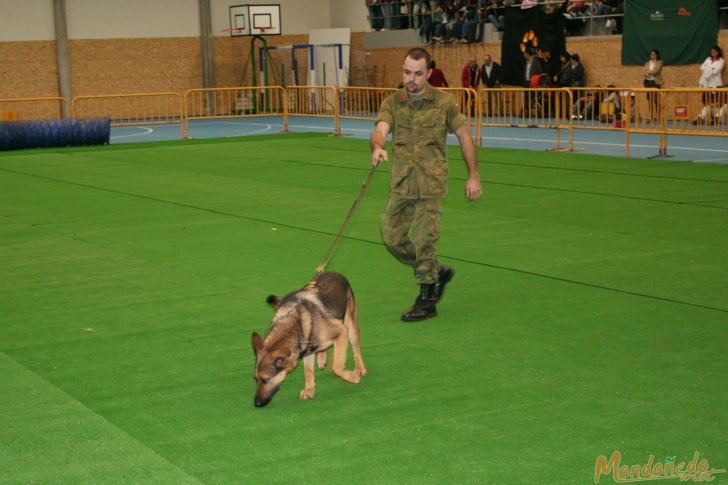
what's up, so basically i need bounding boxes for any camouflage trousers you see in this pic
[380,197,441,284]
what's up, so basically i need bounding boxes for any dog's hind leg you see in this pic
[331,327,361,383]
[316,350,327,369]
[344,291,367,377]
[299,353,316,400]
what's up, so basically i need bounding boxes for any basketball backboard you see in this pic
[229,4,281,36]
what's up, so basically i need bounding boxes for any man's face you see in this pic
[483,56,492,66]
[402,56,431,95]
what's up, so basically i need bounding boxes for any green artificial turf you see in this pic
[1,134,727,484]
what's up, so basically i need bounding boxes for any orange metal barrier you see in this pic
[478,88,573,150]
[0,97,68,121]
[71,92,183,137]
[285,85,340,135]
[184,86,287,138]
[441,87,479,141]
[4,87,726,159]
[339,86,396,120]
[338,87,479,141]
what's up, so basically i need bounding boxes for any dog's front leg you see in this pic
[299,353,316,400]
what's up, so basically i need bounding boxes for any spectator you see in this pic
[553,52,571,87]
[572,85,602,120]
[463,4,479,42]
[428,60,449,87]
[480,54,502,116]
[523,50,543,116]
[699,45,725,89]
[523,49,543,87]
[366,0,385,31]
[462,56,481,116]
[432,3,448,42]
[480,54,502,88]
[566,53,585,87]
[475,5,487,42]
[462,56,481,89]
[642,49,664,88]
[412,0,428,29]
[485,0,505,31]
[450,11,465,41]
[642,49,664,122]
[419,4,433,44]
[696,46,725,125]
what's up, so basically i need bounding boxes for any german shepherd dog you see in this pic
[251,272,367,407]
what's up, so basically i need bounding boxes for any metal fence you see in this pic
[3,86,727,157]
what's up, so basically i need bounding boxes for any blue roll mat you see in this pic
[0,118,110,150]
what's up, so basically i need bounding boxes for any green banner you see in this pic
[622,0,718,65]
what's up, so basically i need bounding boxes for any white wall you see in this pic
[330,0,370,33]
[0,0,55,41]
[0,0,366,41]
[66,0,199,39]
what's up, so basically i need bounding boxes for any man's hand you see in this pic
[371,147,388,167]
[370,121,391,167]
[465,175,482,201]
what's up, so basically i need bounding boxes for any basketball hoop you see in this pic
[258,27,270,35]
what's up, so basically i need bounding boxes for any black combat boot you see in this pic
[433,265,455,303]
[401,284,438,322]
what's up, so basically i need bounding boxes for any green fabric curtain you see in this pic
[622,0,718,65]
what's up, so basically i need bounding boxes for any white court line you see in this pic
[217,121,273,136]
[110,126,154,139]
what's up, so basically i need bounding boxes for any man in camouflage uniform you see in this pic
[371,47,483,322]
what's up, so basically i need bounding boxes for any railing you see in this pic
[477,87,573,149]
[366,1,629,38]
[71,92,184,138]
[441,87,480,140]
[285,85,340,135]
[340,86,396,120]
[183,86,287,138]
[0,97,68,121]
[4,87,727,159]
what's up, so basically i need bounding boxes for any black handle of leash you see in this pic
[315,164,379,275]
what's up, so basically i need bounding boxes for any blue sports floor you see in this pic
[110,116,728,164]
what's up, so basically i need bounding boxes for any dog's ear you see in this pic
[251,332,264,356]
[266,295,281,309]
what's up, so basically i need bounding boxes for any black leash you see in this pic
[315,164,378,275]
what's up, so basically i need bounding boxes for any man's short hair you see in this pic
[404,48,432,68]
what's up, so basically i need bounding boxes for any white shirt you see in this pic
[699,57,725,88]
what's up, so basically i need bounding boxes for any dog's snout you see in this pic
[254,397,269,408]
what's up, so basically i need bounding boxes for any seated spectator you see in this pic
[432,3,448,42]
[462,4,478,42]
[564,0,590,35]
[419,4,433,44]
[485,0,505,31]
[366,0,385,31]
[600,86,622,122]
[450,11,465,41]
[412,0,428,29]
[572,85,603,120]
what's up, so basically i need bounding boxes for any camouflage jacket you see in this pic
[375,85,466,199]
